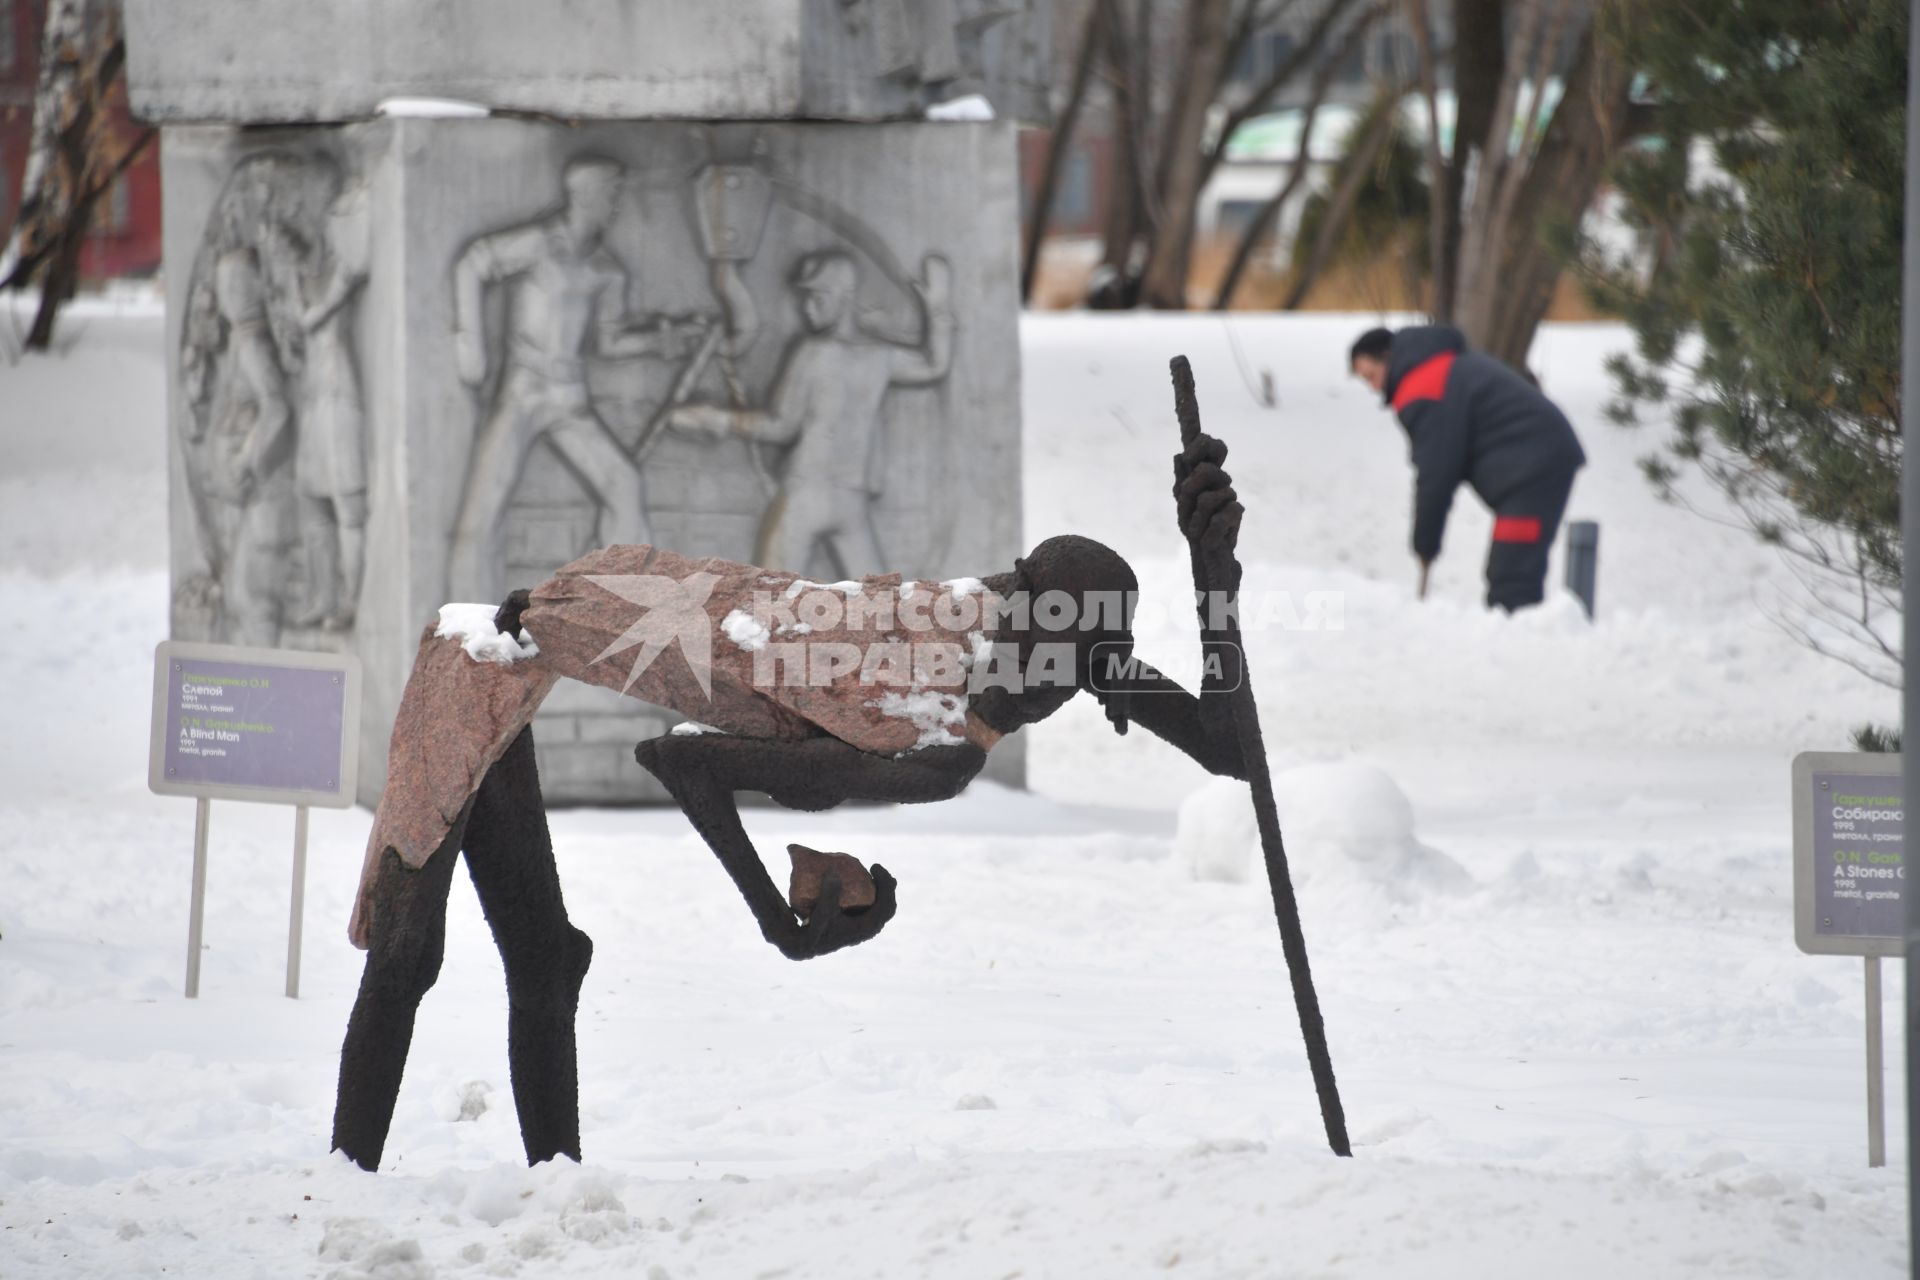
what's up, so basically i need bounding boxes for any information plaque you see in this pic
[1793,751,1902,958]
[147,640,361,999]
[150,641,360,808]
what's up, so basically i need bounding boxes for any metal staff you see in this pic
[1169,355,1351,1158]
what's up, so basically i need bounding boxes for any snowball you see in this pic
[1173,761,1469,899]
[435,603,539,664]
[1271,761,1470,898]
[1174,776,1258,884]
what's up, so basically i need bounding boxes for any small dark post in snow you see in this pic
[1564,520,1599,619]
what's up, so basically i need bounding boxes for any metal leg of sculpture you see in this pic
[460,726,593,1166]
[330,808,468,1171]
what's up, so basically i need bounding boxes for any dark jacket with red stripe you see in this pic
[1383,326,1586,562]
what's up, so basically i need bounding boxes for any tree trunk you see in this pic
[1094,0,1147,300]
[1430,0,1505,320]
[1454,0,1551,298]
[26,215,85,349]
[2,0,150,351]
[1020,0,1104,303]
[1404,0,1450,314]
[1468,25,1634,369]
[1136,0,1235,309]
[1,0,90,286]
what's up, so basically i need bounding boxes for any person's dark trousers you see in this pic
[1484,468,1577,612]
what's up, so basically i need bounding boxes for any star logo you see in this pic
[585,572,722,698]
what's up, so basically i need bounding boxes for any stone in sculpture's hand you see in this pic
[774,863,898,961]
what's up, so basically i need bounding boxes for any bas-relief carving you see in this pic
[176,149,371,647]
[445,157,705,604]
[451,137,959,606]
[665,249,952,576]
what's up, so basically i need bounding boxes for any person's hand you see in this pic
[454,331,486,386]
[650,314,713,361]
[666,403,731,438]
[1174,432,1243,563]
[773,864,898,960]
[915,254,954,316]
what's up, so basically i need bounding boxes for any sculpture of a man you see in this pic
[447,157,704,601]
[331,429,1247,1172]
[667,250,953,577]
[293,178,372,630]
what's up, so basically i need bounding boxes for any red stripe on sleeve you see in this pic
[1391,351,1456,412]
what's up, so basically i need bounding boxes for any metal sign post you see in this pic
[149,641,360,999]
[1793,751,1903,1167]
[185,796,211,998]
[288,805,310,999]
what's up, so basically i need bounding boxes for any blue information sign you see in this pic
[149,641,360,807]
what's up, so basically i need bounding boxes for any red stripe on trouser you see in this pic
[1492,516,1542,543]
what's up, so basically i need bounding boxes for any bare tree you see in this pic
[1134,0,1236,308]
[1404,0,1640,369]
[1,0,154,351]
[1023,0,1365,311]
[1021,0,1105,302]
[1211,4,1388,309]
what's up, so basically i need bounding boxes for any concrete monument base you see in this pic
[159,116,1025,803]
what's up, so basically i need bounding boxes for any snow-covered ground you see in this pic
[0,297,1905,1277]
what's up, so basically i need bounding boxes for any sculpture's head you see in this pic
[794,250,858,333]
[973,535,1139,734]
[564,157,625,233]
